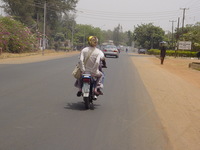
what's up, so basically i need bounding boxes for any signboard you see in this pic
[178,41,192,50]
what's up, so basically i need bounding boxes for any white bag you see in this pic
[72,65,82,79]
[72,50,94,79]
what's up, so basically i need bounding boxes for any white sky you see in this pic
[75,0,200,32]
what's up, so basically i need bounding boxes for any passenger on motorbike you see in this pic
[75,36,106,97]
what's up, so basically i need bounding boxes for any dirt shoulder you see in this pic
[130,54,200,150]
[0,50,79,64]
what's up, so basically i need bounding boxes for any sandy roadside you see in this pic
[0,51,79,64]
[130,54,200,150]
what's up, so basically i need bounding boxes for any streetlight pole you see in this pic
[0,6,2,16]
[42,1,46,55]
[72,21,74,50]
[83,27,85,47]
[180,8,189,31]
[71,20,74,50]
[98,25,105,45]
[169,20,176,50]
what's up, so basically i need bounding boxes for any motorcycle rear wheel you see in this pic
[84,97,90,109]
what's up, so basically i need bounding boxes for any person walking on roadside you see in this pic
[196,51,200,60]
[159,41,167,65]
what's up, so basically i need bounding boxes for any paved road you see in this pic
[0,53,172,150]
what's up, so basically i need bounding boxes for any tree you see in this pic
[72,24,104,49]
[102,29,113,42]
[175,22,200,51]
[133,23,165,49]
[126,30,133,46]
[54,33,65,42]
[2,0,78,35]
[113,24,122,46]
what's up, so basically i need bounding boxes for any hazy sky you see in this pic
[75,0,200,32]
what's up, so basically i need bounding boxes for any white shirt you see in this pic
[80,46,104,75]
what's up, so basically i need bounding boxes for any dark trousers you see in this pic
[160,57,165,64]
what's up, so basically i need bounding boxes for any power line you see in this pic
[77,9,180,22]
[80,11,179,18]
[77,14,177,22]
[184,0,200,7]
[77,12,179,22]
[78,8,179,17]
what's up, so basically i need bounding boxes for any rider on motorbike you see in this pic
[75,36,106,97]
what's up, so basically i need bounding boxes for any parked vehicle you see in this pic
[138,49,146,54]
[102,45,119,58]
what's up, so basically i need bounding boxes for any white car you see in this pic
[102,45,119,58]
[138,49,146,54]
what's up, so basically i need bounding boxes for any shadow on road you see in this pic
[64,102,100,111]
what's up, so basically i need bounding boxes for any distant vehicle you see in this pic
[102,45,119,58]
[138,49,146,54]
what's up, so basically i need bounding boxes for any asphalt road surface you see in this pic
[0,53,172,150]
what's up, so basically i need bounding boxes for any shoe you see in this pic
[94,90,99,96]
[77,91,82,97]
[94,89,100,96]
[97,89,103,95]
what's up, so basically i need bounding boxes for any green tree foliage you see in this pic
[111,24,128,46]
[74,24,104,48]
[2,0,78,35]
[133,23,165,49]
[112,24,123,46]
[0,16,37,53]
[102,30,113,42]
[58,13,76,40]
[54,33,65,42]
[175,22,200,51]
[3,0,35,26]
[126,30,134,46]
[113,24,122,46]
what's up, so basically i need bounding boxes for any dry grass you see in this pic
[0,50,69,59]
[0,50,79,64]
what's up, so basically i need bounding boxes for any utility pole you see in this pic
[98,24,105,45]
[169,20,176,50]
[175,17,180,58]
[43,1,46,55]
[177,17,180,37]
[71,20,74,50]
[83,27,85,47]
[0,6,2,16]
[180,8,189,31]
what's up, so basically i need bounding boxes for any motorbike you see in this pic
[81,61,107,109]
[81,74,97,109]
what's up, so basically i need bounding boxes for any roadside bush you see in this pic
[0,21,9,50]
[147,49,160,55]
[0,16,38,53]
[59,47,71,51]
[148,49,198,58]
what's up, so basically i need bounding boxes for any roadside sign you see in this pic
[178,41,192,50]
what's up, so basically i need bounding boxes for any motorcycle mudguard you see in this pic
[82,83,90,97]
[82,74,92,97]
